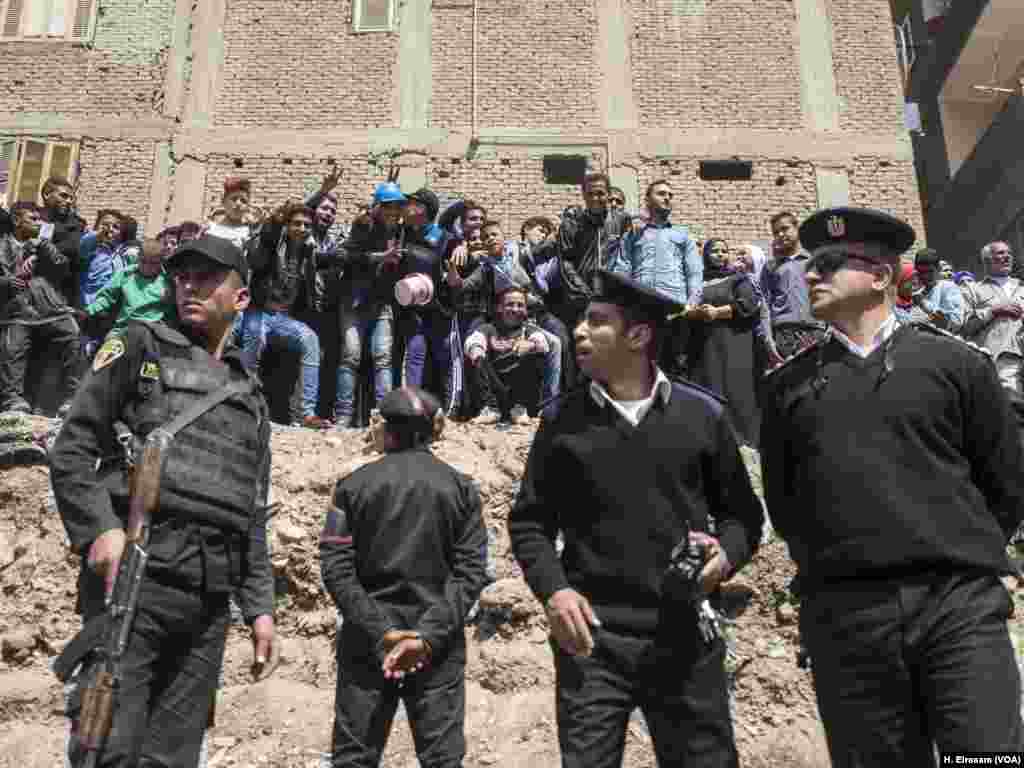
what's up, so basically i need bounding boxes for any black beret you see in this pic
[799,207,916,256]
[378,387,441,433]
[590,269,686,322]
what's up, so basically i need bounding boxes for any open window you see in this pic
[3,138,80,205]
[0,0,97,42]
[352,0,395,32]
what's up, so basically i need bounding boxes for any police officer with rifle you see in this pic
[50,235,276,768]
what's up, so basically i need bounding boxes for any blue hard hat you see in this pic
[373,182,406,205]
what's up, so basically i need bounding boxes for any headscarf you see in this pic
[702,239,732,281]
[896,262,916,308]
[743,244,768,288]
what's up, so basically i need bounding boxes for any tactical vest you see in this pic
[127,322,270,536]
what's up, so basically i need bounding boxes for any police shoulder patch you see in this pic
[140,360,160,381]
[92,337,126,372]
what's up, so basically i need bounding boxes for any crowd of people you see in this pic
[3,169,1023,443]
[7,165,1024,768]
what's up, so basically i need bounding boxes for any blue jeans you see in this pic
[336,304,393,425]
[238,309,320,418]
[404,311,459,411]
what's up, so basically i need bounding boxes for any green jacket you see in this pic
[85,266,171,330]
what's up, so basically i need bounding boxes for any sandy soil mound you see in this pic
[1,412,1019,766]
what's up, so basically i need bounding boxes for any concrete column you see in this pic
[146,142,173,235]
[794,0,841,132]
[161,0,194,121]
[395,0,432,130]
[185,0,227,129]
[597,0,639,131]
[169,156,208,225]
[610,166,639,212]
[815,167,850,207]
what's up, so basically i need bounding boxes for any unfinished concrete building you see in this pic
[0,0,923,246]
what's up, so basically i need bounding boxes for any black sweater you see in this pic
[762,323,1024,589]
[509,382,764,636]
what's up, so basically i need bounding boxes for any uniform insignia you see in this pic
[92,337,126,372]
[140,360,160,381]
[826,215,846,238]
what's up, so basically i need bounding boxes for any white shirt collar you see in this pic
[589,367,673,427]
[831,313,898,359]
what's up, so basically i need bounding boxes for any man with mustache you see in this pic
[762,208,1024,765]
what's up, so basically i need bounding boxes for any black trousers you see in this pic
[67,573,229,768]
[800,571,1023,767]
[465,355,544,418]
[553,627,738,768]
[0,317,80,408]
[331,639,466,768]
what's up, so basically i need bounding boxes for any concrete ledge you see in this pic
[0,117,915,164]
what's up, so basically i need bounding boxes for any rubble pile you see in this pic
[2,411,1018,766]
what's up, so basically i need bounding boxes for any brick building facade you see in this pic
[0,0,924,249]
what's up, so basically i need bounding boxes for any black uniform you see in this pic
[762,207,1024,765]
[510,377,764,768]
[320,446,487,768]
[50,319,274,768]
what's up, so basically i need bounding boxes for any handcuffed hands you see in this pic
[380,629,432,680]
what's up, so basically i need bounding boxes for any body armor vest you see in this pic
[127,322,269,536]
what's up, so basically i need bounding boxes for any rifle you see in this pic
[73,426,169,768]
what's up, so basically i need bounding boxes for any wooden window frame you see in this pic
[352,0,395,33]
[0,0,98,43]
[4,138,80,205]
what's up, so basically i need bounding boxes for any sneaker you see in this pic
[509,405,528,423]
[474,407,502,425]
[57,401,73,419]
[302,415,331,430]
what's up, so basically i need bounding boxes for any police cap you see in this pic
[166,235,250,285]
[799,207,916,258]
[590,269,686,324]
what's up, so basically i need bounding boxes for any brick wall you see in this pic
[831,0,906,133]
[629,0,803,130]
[0,45,166,117]
[632,159,818,247]
[847,157,926,247]
[76,139,157,229]
[437,0,601,131]
[0,0,173,117]
[215,0,399,129]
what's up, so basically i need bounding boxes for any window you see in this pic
[0,0,97,42]
[352,0,394,32]
[2,138,79,205]
[543,155,588,186]
[698,160,753,181]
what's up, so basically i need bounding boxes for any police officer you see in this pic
[761,208,1024,765]
[50,235,276,767]
[320,386,487,768]
[509,270,764,768]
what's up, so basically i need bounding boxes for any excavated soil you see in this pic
[0,412,1021,767]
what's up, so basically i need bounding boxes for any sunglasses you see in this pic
[805,250,880,277]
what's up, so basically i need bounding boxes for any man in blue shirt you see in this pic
[608,179,701,374]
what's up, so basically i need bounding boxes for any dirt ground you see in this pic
[0,413,1020,767]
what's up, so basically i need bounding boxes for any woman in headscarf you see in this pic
[685,239,763,447]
